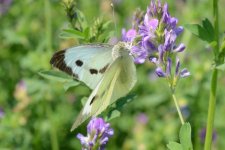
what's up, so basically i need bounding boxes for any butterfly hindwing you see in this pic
[50,44,113,89]
[70,52,136,131]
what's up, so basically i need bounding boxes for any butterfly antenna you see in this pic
[111,2,118,34]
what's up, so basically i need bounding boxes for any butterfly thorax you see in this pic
[112,42,131,60]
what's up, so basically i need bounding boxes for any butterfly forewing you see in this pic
[70,52,137,131]
[50,44,113,89]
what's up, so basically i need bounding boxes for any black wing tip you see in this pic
[50,49,66,65]
[50,49,79,78]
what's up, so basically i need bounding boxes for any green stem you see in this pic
[204,69,218,150]
[213,0,219,56]
[204,0,219,149]
[172,93,185,125]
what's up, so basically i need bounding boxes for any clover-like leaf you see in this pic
[167,123,193,150]
[179,123,193,150]
[167,142,183,150]
[185,18,214,43]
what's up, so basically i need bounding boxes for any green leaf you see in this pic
[83,27,90,40]
[76,9,87,29]
[216,63,225,71]
[59,29,84,39]
[167,123,193,150]
[105,110,121,121]
[38,70,73,82]
[167,142,183,150]
[202,18,214,38]
[63,81,80,91]
[185,18,214,43]
[179,123,193,150]
[105,94,136,121]
[113,94,136,110]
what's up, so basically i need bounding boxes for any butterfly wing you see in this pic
[50,44,113,89]
[71,52,136,131]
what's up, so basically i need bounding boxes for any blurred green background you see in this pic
[0,0,225,149]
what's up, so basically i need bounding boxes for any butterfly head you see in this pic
[112,42,132,60]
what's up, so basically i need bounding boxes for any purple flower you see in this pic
[0,0,12,15]
[0,107,4,119]
[136,113,148,125]
[77,117,114,150]
[121,0,189,88]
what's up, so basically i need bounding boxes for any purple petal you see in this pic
[126,29,137,41]
[77,133,88,146]
[169,17,178,29]
[155,67,166,77]
[121,29,137,42]
[149,57,158,64]
[142,38,157,52]
[100,137,109,145]
[158,44,164,63]
[174,26,183,36]
[166,58,172,76]
[175,58,180,76]
[131,46,148,64]
[180,68,190,78]
[148,19,158,30]
[174,43,186,52]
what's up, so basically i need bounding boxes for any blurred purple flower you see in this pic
[136,113,148,125]
[77,117,114,150]
[0,107,4,118]
[200,128,217,144]
[0,0,12,15]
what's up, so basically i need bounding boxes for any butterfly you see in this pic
[50,42,137,131]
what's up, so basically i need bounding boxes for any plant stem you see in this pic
[213,0,219,56]
[172,93,185,125]
[204,69,218,150]
[204,0,219,149]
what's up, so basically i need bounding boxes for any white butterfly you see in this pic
[50,42,137,131]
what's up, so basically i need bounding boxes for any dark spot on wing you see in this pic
[90,69,98,74]
[90,96,97,105]
[75,60,83,67]
[50,49,79,79]
[99,64,109,74]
